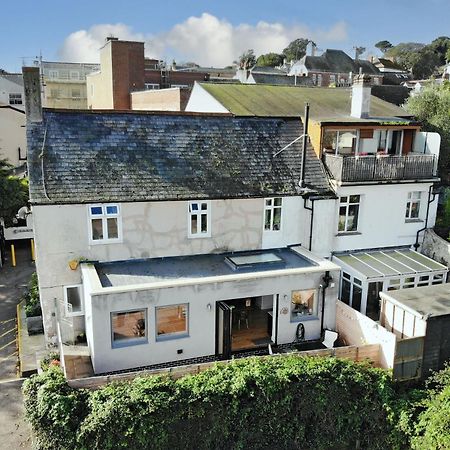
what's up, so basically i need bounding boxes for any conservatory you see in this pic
[332,248,448,320]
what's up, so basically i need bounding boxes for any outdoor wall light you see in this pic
[207,303,212,310]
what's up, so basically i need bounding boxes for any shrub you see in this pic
[22,366,88,450]
[24,356,399,450]
[24,272,42,318]
[410,365,450,449]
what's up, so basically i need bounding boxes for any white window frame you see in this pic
[145,83,160,90]
[64,284,84,317]
[70,70,80,80]
[87,203,122,244]
[264,197,283,232]
[405,191,421,220]
[188,200,211,238]
[339,272,363,312]
[155,303,189,341]
[48,70,59,79]
[338,195,360,233]
[170,84,189,88]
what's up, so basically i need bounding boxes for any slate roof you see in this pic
[199,83,414,122]
[299,50,380,75]
[27,110,332,205]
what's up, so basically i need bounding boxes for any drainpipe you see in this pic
[320,271,332,335]
[303,197,315,251]
[299,103,310,189]
[413,184,437,251]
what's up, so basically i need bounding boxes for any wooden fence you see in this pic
[68,343,380,390]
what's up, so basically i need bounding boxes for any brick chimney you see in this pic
[351,73,371,119]
[22,67,42,122]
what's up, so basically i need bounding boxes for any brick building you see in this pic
[87,38,210,110]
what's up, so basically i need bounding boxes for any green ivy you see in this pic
[23,356,404,450]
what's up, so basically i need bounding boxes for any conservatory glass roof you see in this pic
[333,248,447,280]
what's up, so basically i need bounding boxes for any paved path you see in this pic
[0,243,35,380]
[0,243,35,449]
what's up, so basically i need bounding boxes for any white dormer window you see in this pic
[88,204,122,244]
[264,197,282,231]
[188,201,211,238]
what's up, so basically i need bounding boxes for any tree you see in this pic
[282,38,310,62]
[354,46,366,59]
[406,82,450,183]
[235,49,256,69]
[375,40,393,53]
[0,158,29,226]
[255,52,284,67]
[411,47,440,79]
[385,42,426,71]
[428,36,450,65]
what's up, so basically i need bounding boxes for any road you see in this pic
[0,242,35,449]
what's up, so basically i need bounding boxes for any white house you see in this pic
[0,73,25,111]
[24,67,341,374]
[186,79,447,320]
[0,105,27,173]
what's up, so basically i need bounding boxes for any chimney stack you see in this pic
[22,67,42,122]
[351,73,371,119]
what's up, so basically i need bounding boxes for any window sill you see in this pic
[336,231,362,237]
[290,315,319,323]
[156,333,189,342]
[89,238,122,245]
[405,219,423,223]
[112,338,148,349]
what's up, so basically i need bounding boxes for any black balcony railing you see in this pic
[323,153,436,182]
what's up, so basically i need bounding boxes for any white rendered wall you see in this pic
[185,83,230,113]
[331,182,437,253]
[33,196,311,339]
[0,77,25,111]
[0,108,26,167]
[84,267,339,373]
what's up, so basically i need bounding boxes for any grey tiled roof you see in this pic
[302,50,381,75]
[27,110,332,205]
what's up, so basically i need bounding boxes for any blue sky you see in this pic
[2,0,449,71]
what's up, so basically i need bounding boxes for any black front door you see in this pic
[216,302,232,359]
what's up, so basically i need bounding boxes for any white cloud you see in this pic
[59,14,348,66]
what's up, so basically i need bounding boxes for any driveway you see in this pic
[0,242,35,449]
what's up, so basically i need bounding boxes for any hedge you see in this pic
[23,356,401,450]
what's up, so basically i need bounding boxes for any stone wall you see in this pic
[421,228,450,270]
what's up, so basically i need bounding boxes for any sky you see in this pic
[1,0,449,72]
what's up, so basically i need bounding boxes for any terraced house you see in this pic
[187,79,447,320]
[24,67,342,374]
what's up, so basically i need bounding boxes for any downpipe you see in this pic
[413,185,437,251]
[320,271,333,335]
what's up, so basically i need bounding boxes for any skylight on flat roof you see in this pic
[225,252,284,270]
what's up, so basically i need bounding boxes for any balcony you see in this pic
[323,153,437,183]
